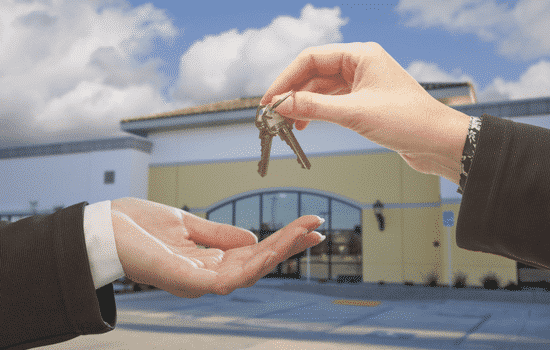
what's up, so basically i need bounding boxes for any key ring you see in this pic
[256,90,294,123]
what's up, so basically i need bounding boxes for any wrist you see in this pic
[400,106,470,184]
[430,107,471,185]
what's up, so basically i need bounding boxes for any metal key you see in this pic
[255,91,311,177]
[257,129,274,177]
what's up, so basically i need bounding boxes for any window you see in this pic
[208,203,232,225]
[236,195,260,232]
[207,190,362,280]
[262,192,298,231]
[104,170,115,184]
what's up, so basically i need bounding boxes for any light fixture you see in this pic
[373,200,385,231]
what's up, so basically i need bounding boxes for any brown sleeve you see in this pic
[457,114,550,270]
[0,202,116,349]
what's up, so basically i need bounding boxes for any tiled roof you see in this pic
[121,96,262,123]
[121,82,475,124]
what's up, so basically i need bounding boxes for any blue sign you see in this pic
[443,211,454,227]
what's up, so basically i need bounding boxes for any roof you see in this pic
[0,137,152,159]
[418,82,472,90]
[119,82,478,136]
[454,96,550,118]
[121,96,263,123]
[121,82,475,124]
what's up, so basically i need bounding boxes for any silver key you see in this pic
[278,123,311,170]
[257,129,274,177]
[255,91,311,176]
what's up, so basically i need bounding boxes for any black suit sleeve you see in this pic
[457,114,550,270]
[1,202,117,349]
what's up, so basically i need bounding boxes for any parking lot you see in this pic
[41,279,550,349]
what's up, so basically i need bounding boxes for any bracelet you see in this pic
[457,116,482,194]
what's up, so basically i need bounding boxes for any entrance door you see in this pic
[207,190,362,281]
[261,192,301,278]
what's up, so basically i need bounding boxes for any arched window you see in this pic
[207,190,362,280]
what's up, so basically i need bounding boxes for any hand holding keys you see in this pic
[255,91,311,177]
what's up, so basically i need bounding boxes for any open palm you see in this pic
[111,198,324,298]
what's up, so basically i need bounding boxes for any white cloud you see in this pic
[479,60,550,101]
[398,0,550,103]
[396,0,550,60]
[0,0,187,148]
[172,4,348,104]
[406,59,550,103]
[406,61,474,83]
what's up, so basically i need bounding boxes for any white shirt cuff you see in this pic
[83,200,125,289]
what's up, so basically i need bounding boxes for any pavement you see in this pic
[40,279,550,350]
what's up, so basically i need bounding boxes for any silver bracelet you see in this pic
[457,116,482,194]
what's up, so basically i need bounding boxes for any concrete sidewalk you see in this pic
[264,278,550,305]
[41,279,550,349]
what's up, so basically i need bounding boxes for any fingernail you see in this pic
[315,216,326,225]
[313,231,326,242]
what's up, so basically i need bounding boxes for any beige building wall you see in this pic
[148,151,517,287]
[441,203,517,288]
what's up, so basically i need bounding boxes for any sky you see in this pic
[1,0,550,148]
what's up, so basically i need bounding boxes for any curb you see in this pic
[254,279,550,304]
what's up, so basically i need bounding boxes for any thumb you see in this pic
[270,91,354,126]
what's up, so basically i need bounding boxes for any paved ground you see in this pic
[40,279,550,349]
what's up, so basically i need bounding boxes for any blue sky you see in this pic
[124,0,542,101]
[1,0,549,147]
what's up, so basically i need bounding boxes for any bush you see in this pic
[425,273,439,287]
[483,276,499,290]
[453,275,467,289]
[504,282,521,291]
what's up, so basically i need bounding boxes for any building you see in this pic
[2,81,549,287]
[0,137,151,220]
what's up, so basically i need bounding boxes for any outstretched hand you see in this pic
[111,198,325,298]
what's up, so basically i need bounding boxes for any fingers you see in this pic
[260,43,361,105]
[211,227,325,294]
[183,213,258,250]
[270,90,358,125]
[212,215,325,293]
[256,215,325,259]
[211,250,276,295]
[160,253,221,298]
[111,198,259,251]
[295,119,311,130]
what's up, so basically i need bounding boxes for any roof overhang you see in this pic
[120,108,257,137]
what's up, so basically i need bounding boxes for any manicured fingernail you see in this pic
[312,231,326,242]
[315,216,325,225]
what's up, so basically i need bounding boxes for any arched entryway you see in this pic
[206,189,362,281]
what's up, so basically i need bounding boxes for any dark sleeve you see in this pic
[456,114,550,270]
[0,202,117,349]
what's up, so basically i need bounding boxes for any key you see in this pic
[257,129,274,177]
[256,105,276,177]
[255,91,311,176]
[256,104,274,177]
[278,123,311,170]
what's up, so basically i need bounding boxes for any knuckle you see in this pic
[300,46,315,57]
[298,93,318,117]
[363,42,385,58]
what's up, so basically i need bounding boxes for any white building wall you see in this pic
[127,149,151,199]
[0,148,150,213]
[147,119,385,166]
